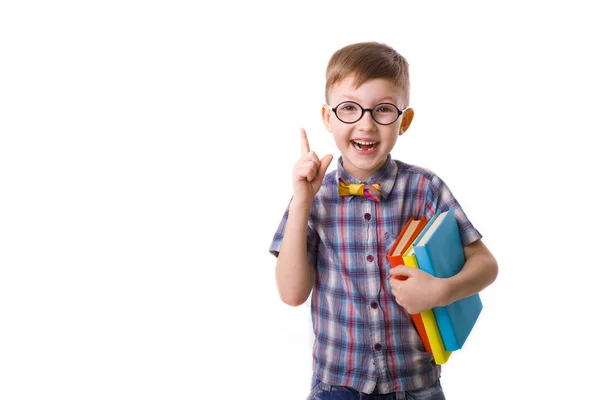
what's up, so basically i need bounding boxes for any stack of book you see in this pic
[386,208,483,364]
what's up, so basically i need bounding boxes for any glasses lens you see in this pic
[372,103,400,125]
[335,101,362,123]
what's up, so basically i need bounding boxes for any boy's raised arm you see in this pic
[275,129,332,307]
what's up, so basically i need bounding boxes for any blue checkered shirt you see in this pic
[270,155,482,394]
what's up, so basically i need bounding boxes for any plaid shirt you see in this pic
[269,155,482,394]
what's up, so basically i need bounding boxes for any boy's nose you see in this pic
[355,111,377,131]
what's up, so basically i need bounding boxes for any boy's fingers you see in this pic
[318,154,333,179]
[390,266,413,277]
[300,128,311,156]
[399,266,415,277]
[306,165,317,182]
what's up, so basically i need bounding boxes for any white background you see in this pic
[1,1,599,399]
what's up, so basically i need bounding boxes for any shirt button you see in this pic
[374,343,382,351]
[364,213,371,221]
[370,301,378,309]
[367,255,374,262]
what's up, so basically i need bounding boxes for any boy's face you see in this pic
[322,77,413,182]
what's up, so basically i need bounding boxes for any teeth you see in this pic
[351,140,378,151]
[352,140,377,145]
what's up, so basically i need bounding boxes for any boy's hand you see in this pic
[292,128,333,207]
[388,266,448,315]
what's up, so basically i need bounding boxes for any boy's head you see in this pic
[322,42,414,182]
[325,41,410,107]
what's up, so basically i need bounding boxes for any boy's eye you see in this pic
[341,104,357,112]
[375,105,392,113]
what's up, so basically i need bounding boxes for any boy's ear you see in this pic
[321,104,332,132]
[399,108,414,136]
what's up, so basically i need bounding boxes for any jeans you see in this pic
[306,377,446,400]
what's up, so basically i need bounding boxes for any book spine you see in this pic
[421,308,451,364]
[414,245,460,352]
[431,306,459,351]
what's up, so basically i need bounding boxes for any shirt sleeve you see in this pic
[269,199,319,267]
[424,174,482,247]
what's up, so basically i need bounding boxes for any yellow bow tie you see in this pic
[338,179,382,202]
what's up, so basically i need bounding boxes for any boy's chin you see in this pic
[341,156,385,178]
[344,153,384,167]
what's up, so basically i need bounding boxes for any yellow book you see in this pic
[402,244,452,365]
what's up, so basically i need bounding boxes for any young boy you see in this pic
[269,42,498,399]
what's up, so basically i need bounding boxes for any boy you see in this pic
[269,42,498,399]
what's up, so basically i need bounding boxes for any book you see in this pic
[402,244,452,364]
[386,217,431,354]
[387,216,429,267]
[413,208,483,351]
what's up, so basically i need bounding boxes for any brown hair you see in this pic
[325,42,410,107]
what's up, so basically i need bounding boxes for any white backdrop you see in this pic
[1,1,599,399]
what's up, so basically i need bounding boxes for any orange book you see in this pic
[386,216,431,354]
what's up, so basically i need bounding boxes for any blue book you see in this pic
[413,208,483,351]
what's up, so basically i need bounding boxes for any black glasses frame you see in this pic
[328,101,405,125]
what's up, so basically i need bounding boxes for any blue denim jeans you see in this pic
[307,377,446,400]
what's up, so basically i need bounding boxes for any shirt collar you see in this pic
[336,155,397,201]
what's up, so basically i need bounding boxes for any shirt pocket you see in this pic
[384,231,399,256]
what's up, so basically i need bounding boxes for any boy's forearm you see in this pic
[439,240,498,306]
[275,200,315,307]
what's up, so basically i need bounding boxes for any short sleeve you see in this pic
[269,199,319,267]
[424,174,482,247]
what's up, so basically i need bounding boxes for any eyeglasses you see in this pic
[327,101,406,125]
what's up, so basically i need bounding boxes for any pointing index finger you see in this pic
[300,128,311,156]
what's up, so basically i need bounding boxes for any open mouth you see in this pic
[351,140,379,151]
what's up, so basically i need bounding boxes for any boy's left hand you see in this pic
[388,266,447,314]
